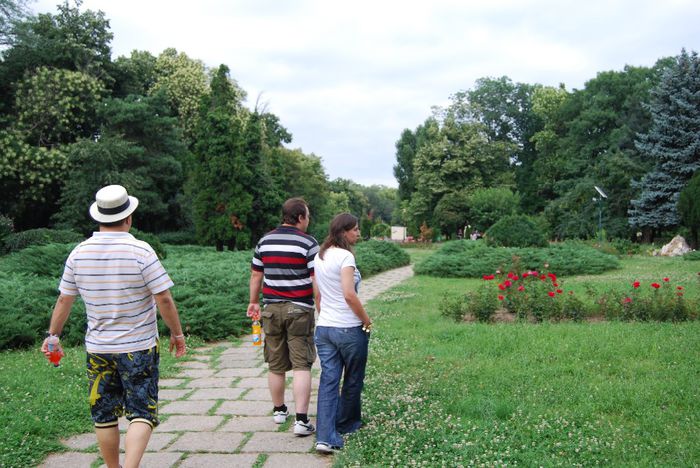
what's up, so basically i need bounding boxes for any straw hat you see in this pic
[89,185,139,223]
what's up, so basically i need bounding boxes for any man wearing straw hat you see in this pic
[41,184,186,468]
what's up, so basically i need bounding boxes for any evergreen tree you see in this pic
[629,49,700,233]
[190,64,253,250]
[678,172,700,247]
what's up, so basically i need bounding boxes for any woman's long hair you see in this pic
[319,213,359,260]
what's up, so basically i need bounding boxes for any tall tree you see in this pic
[0,0,30,46]
[0,0,113,115]
[677,172,700,247]
[190,64,252,250]
[629,49,700,235]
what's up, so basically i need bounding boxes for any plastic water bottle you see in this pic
[252,320,262,346]
[47,335,62,367]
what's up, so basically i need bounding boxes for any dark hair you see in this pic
[319,213,359,259]
[282,198,308,225]
[100,216,130,228]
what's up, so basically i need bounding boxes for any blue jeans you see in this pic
[314,325,369,448]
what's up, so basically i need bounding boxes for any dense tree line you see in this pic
[394,51,700,244]
[0,1,396,249]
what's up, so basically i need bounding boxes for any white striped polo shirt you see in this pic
[59,231,174,353]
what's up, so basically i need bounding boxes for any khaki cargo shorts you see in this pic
[262,302,316,373]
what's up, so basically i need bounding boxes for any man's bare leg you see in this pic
[269,371,286,406]
[293,369,311,414]
[95,426,120,468]
[124,420,152,468]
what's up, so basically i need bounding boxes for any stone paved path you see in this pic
[41,265,413,468]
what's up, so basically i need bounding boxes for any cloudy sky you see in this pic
[32,0,700,187]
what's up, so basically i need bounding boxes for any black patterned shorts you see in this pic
[86,344,160,428]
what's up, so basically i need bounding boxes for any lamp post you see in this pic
[593,185,608,242]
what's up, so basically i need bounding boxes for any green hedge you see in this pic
[485,214,548,248]
[0,240,410,350]
[355,239,410,276]
[414,240,620,278]
[3,228,84,254]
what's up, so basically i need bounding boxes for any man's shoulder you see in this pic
[260,227,318,246]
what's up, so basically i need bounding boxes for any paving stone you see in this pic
[217,357,263,368]
[39,452,98,467]
[159,388,191,401]
[160,399,217,414]
[264,453,331,467]
[176,368,216,379]
[219,415,280,432]
[242,388,291,401]
[241,432,315,453]
[158,415,224,432]
[160,378,186,387]
[188,387,245,400]
[166,431,245,452]
[106,452,184,467]
[287,400,317,416]
[61,432,95,450]
[184,377,234,388]
[178,453,259,467]
[220,346,262,356]
[189,354,212,361]
[178,360,209,369]
[235,377,270,388]
[214,367,263,378]
[216,400,271,415]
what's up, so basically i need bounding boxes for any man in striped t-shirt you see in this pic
[248,197,319,437]
[41,185,186,468]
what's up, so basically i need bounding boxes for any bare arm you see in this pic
[247,269,264,321]
[340,266,371,327]
[155,289,186,357]
[40,294,76,357]
[313,275,321,313]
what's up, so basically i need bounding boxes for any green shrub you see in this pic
[3,228,84,253]
[683,250,700,261]
[0,243,74,278]
[355,240,410,276]
[439,294,467,322]
[370,222,390,238]
[157,230,197,245]
[485,214,548,248]
[131,228,167,259]
[415,240,620,278]
[0,214,13,242]
[466,285,498,322]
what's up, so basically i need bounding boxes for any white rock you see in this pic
[660,235,692,257]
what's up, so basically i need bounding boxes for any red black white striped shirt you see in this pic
[252,226,319,307]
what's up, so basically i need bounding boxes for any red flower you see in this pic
[553,282,559,287]
[522,272,529,278]
[623,297,632,304]
[677,286,684,290]
[482,274,495,280]
[498,283,506,290]
[547,273,557,281]
[663,277,670,282]
[677,292,684,297]
[540,274,546,281]
[518,285,525,292]
[651,283,661,289]
[507,272,515,279]
[633,281,640,289]
[498,295,505,301]
[504,280,512,287]
[512,275,519,281]
[548,291,555,297]
[556,289,563,294]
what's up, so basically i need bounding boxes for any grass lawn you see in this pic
[335,253,700,466]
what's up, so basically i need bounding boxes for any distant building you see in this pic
[391,226,407,241]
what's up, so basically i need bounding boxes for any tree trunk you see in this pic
[215,240,223,252]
